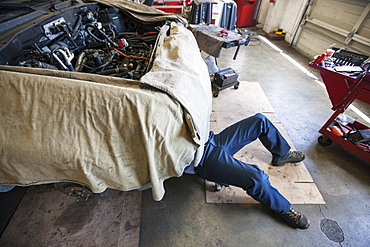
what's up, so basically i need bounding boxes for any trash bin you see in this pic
[235,0,261,27]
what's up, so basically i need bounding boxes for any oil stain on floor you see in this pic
[320,218,345,243]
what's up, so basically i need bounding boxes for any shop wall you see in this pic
[257,0,370,59]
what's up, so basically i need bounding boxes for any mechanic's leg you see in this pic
[213,113,291,158]
[195,146,291,213]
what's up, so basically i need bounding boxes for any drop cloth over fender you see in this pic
[0,67,195,200]
[141,22,212,166]
[0,23,212,201]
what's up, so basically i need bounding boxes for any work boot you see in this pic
[278,208,310,229]
[271,151,305,166]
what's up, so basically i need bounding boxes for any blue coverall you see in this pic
[194,113,292,214]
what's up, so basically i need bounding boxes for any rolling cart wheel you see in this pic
[213,92,219,98]
[318,135,333,146]
[234,84,239,89]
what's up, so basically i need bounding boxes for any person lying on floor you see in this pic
[184,113,309,229]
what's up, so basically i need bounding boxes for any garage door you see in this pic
[293,0,370,58]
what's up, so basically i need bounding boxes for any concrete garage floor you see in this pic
[139,34,370,246]
[1,32,370,247]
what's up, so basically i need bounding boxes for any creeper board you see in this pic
[206,82,325,204]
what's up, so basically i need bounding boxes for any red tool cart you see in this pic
[309,48,370,162]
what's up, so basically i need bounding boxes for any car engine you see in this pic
[0,3,165,80]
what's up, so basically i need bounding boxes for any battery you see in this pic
[213,68,239,87]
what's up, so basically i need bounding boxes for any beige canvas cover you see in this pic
[0,17,212,200]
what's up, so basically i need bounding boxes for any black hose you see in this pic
[72,14,82,34]
[85,23,118,48]
[90,54,114,73]
[97,68,129,75]
[86,23,105,43]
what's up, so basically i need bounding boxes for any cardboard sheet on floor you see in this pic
[206,82,325,204]
[0,185,141,247]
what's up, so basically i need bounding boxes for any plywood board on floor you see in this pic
[0,184,142,247]
[206,82,325,204]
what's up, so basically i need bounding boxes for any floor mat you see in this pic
[0,184,141,246]
[206,82,325,204]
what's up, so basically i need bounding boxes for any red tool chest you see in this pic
[309,48,370,162]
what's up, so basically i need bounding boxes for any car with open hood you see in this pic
[0,0,212,201]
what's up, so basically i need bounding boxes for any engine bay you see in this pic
[0,2,168,80]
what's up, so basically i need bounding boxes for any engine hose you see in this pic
[97,68,129,75]
[86,24,105,43]
[74,51,87,72]
[56,48,75,72]
[116,71,131,78]
[127,36,157,44]
[38,61,58,70]
[76,57,88,72]
[129,42,150,49]
[85,23,118,48]
[105,28,116,40]
[52,53,68,70]
[90,54,114,73]
[75,49,105,72]
[112,47,150,61]
[100,29,118,48]
[20,59,58,70]
[72,14,82,34]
